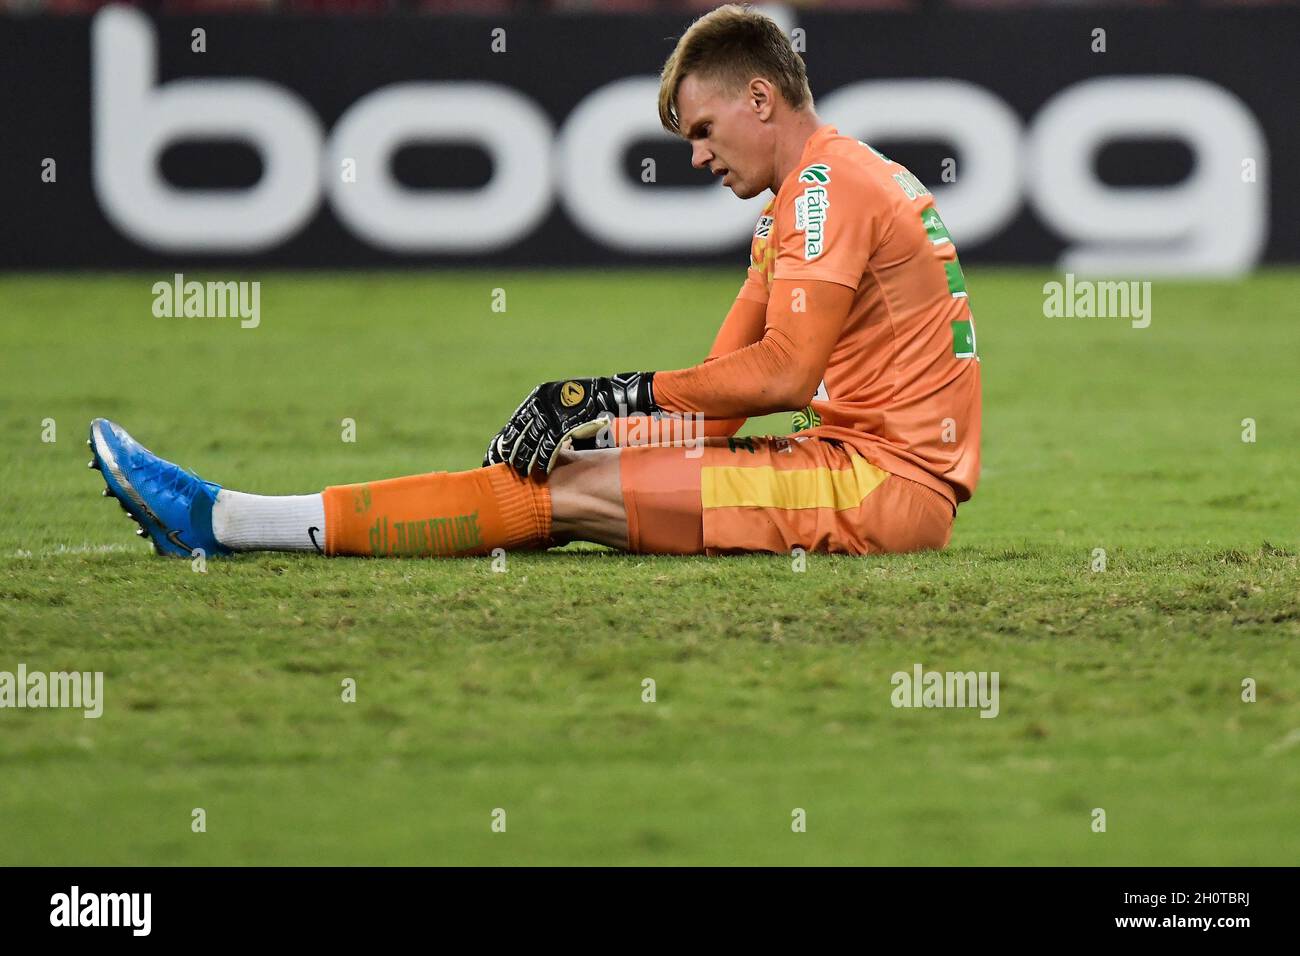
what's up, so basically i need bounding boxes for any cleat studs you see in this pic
[136,528,147,537]
[101,488,110,497]
[87,459,97,469]
[86,439,93,448]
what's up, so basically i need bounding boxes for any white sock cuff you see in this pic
[211,490,326,553]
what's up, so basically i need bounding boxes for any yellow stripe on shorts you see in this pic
[702,453,889,511]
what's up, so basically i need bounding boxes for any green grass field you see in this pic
[1,268,1296,865]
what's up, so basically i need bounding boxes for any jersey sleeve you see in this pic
[772,162,889,291]
[708,286,768,357]
[738,198,777,304]
[594,291,766,445]
[652,279,854,419]
[737,266,770,305]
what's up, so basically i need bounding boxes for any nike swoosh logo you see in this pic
[166,530,192,552]
[308,526,324,555]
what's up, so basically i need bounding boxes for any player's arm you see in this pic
[602,290,766,444]
[653,279,853,418]
[482,288,764,469]
[696,291,768,437]
[484,279,851,476]
[638,159,880,428]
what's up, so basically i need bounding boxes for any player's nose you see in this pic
[690,141,713,170]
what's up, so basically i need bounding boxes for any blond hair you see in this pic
[658,4,813,135]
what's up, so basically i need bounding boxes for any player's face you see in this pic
[678,74,773,199]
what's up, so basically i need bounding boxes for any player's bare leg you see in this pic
[547,447,629,550]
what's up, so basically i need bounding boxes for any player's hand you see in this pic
[483,386,540,468]
[482,372,659,477]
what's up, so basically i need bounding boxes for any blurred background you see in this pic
[1,0,1296,276]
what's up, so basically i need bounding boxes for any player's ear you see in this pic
[749,78,775,120]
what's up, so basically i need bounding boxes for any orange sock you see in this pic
[322,464,553,557]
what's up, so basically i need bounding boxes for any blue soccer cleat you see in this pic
[87,418,231,558]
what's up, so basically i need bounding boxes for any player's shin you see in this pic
[321,464,553,557]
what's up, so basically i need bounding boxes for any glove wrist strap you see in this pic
[610,371,659,416]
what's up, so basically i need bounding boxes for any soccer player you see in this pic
[89,4,980,559]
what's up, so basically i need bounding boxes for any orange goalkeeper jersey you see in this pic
[737,124,982,508]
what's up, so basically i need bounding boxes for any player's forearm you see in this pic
[653,326,813,418]
[594,411,742,445]
[653,280,851,419]
[689,293,767,433]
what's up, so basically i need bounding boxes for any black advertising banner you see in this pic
[0,7,1295,272]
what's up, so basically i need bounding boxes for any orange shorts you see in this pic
[618,435,954,556]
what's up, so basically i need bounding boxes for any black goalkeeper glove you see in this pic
[483,372,660,477]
